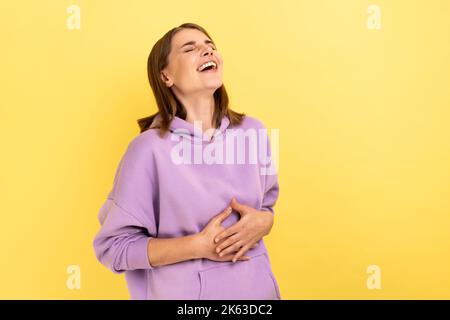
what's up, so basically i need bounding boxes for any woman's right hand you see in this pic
[196,206,256,262]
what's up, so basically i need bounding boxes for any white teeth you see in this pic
[198,61,217,72]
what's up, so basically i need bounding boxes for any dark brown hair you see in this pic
[137,23,245,136]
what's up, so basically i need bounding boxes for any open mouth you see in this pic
[197,61,218,73]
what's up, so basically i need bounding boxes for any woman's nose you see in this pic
[202,47,214,56]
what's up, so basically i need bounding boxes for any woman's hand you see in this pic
[196,205,258,262]
[214,198,274,262]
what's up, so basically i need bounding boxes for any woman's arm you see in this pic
[147,234,201,267]
[147,206,253,267]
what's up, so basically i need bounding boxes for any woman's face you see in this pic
[161,28,224,95]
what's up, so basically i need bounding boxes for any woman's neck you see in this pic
[182,94,215,133]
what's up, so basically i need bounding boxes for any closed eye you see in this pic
[184,45,216,53]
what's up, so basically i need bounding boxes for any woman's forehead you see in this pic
[173,28,211,46]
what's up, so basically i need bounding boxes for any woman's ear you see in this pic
[160,71,172,87]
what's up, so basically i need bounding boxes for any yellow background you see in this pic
[1,0,449,299]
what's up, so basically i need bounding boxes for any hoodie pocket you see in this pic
[198,252,281,300]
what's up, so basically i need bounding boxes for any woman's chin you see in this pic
[200,81,223,91]
[204,79,222,90]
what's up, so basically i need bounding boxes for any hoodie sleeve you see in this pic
[93,135,158,274]
[259,124,280,215]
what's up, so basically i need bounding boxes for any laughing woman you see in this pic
[93,23,281,300]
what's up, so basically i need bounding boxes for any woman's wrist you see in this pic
[191,231,207,260]
[259,211,274,236]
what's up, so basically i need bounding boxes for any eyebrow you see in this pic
[179,39,215,50]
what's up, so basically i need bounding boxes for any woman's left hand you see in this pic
[214,197,274,262]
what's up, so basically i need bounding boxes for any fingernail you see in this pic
[219,252,223,257]
[232,259,236,263]
[226,207,232,213]
[216,248,220,253]
[214,238,218,243]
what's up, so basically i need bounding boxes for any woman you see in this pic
[93,23,281,300]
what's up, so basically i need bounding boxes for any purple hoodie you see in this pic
[93,113,280,300]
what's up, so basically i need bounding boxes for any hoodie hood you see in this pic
[149,113,231,144]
